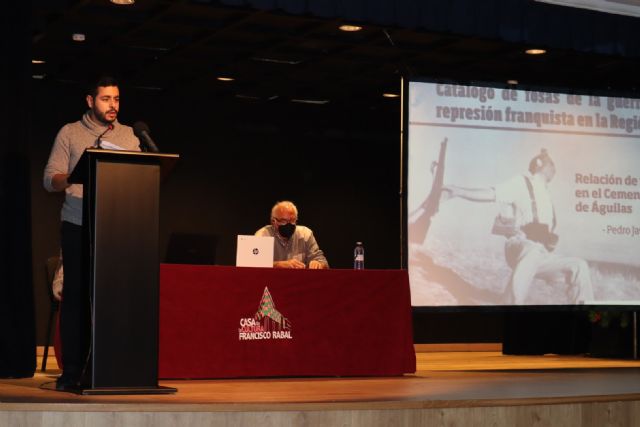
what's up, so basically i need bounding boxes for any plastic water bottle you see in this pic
[353,242,365,270]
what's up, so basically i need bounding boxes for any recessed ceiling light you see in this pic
[72,33,86,42]
[217,76,235,82]
[32,59,46,64]
[110,0,135,4]
[382,93,400,98]
[525,48,546,55]
[339,24,362,32]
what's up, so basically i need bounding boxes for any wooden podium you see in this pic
[69,148,178,395]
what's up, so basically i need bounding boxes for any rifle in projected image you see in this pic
[409,138,447,244]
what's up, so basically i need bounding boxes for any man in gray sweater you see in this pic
[43,75,141,390]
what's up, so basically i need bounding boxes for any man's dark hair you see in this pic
[528,148,554,174]
[87,75,119,98]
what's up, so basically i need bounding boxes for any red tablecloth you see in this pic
[159,265,416,378]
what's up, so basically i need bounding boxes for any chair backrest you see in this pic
[45,256,61,306]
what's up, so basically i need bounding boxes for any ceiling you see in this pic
[31,0,640,109]
[535,0,640,18]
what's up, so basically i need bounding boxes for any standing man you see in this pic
[255,201,329,269]
[443,149,594,304]
[43,75,141,390]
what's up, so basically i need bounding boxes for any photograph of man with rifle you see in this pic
[409,145,594,305]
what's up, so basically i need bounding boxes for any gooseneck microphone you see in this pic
[94,124,114,148]
[133,121,160,153]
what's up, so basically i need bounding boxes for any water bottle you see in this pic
[353,242,365,270]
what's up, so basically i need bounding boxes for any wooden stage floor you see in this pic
[2,350,640,409]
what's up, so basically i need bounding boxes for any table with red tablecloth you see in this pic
[159,264,416,378]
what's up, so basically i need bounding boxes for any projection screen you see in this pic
[406,80,640,307]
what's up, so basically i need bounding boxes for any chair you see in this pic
[42,256,61,372]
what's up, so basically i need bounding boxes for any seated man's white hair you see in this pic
[271,200,298,220]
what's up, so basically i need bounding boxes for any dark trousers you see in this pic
[60,221,90,379]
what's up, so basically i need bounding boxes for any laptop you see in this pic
[235,235,274,268]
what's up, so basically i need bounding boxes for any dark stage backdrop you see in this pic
[0,2,35,378]
[30,84,402,266]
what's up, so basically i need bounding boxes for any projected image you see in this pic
[407,81,640,306]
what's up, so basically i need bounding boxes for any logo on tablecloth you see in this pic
[238,286,292,341]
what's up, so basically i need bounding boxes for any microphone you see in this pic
[94,124,114,148]
[133,121,160,153]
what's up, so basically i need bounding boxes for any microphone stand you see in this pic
[94,125,113,149]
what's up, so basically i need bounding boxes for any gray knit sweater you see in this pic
[43,111,141,225]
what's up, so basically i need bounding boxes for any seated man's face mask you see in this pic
[277,222,296,238]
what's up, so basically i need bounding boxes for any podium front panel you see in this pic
[91,160,160,388]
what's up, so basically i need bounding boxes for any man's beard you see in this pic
[94,108,117,125]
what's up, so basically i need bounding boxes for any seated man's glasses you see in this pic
[273,217,296,225]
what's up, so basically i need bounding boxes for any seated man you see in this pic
[255,201,329,269]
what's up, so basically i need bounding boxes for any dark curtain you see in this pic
[220,0,640,57]
[0,1,35,378]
